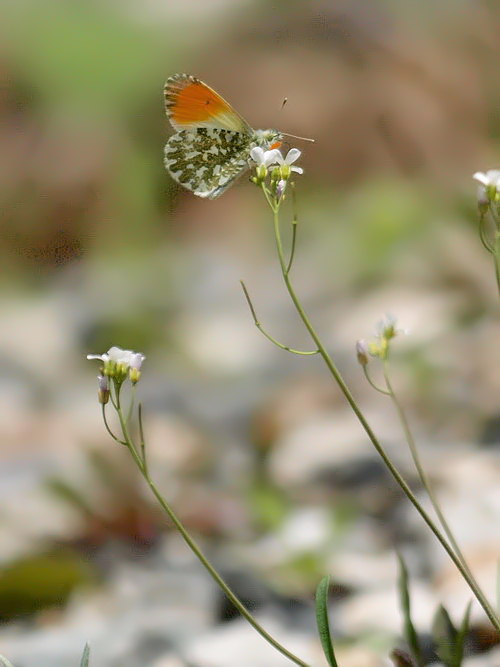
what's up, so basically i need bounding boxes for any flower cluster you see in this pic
[87,346,145,402]
[356,314,407,364]
[473,170,500,213]
[250,146,303,199]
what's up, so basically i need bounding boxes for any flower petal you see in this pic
[285,148,301,165]
[263,149,282,167]
[472,172,488,186]
[250,147,265,164]
[291,166,303,174]
[87,353,107,362]
[129,353,145,370]
[107,346,137,365]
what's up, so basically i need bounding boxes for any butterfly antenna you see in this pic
[279,97,314,142]
[281,132,315,143]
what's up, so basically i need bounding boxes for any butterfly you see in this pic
[163,74,283,199]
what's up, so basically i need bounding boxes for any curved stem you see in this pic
[286,220,298,274]
[113,404,311,667]
[382,362,497,623]
[240,280,319,356]
[478,214,494,254]
[102,405,126,445]
[494,230,500,298]
[485,208,500,298]
[138,402,148,474]
[363,365,390,395]
[268,195,499,630]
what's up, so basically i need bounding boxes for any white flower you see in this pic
[375,314,408,340]
[250,146,282,168]
[472,170,500,189]
[473,170,500,206]
[274,148,303,175]
[87,346,145,382]
[87,346,143,367]
[129,353,145,371]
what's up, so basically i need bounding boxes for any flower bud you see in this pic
[97,374,110,405]
[128,352,145,385]
[280,164,292,181]
[356,340,369,366]
[102,359,116,377]
[254,164,268,184]
[275,179,287,200]
[477,186,489,216]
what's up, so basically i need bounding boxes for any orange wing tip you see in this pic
[165,74,230,126]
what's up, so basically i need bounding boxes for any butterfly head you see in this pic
[254,128,283,151]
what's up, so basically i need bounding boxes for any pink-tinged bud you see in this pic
[275,179,287,200]
[97,374,110,404]
[356,340,369,366]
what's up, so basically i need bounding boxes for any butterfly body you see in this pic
[164,74,282,199]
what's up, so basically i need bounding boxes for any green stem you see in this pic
[478,214,494,254]
[382,363,498,625]
[363,365,390,395]
[114,404,311,667]
[101,404,126,445]
[240,280,319,355]
[286,219,298,274]
[485,207,500,298]
[267,193,499,631]
[494,230,500,298]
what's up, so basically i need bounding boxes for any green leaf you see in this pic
[397,554,422,666]
[432,604,457,666]
[80,643,90,667]
[0,656,15,667]
[315,576,338,667]
[454,601,472,666]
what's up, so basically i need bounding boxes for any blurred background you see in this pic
[0,0,499,665]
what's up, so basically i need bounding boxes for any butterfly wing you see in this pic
[165,74,252,134]
[164,128,253,199]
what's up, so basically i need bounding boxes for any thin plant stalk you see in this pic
[107,393,311,667]
[481,207,500,298]
[382,362,490,608]
[494,229,500,297]
[262,187,499,630]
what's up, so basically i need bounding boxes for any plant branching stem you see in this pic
[382,363,498,624]
[494,229,500,298]
[240,280,319,356]
[265,189,499,630]
[363,365,390,395]
[286,220,298,274]
[112,392,311,667]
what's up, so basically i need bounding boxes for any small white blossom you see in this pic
[87,346,143,367]
[87,346,145,382]
[250,147,282,168]
[375,314,408,341]
[473,170,500,206]
[472,170,500,189]
[274,148,303,175]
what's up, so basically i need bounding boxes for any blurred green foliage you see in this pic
[0,548,96,622]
